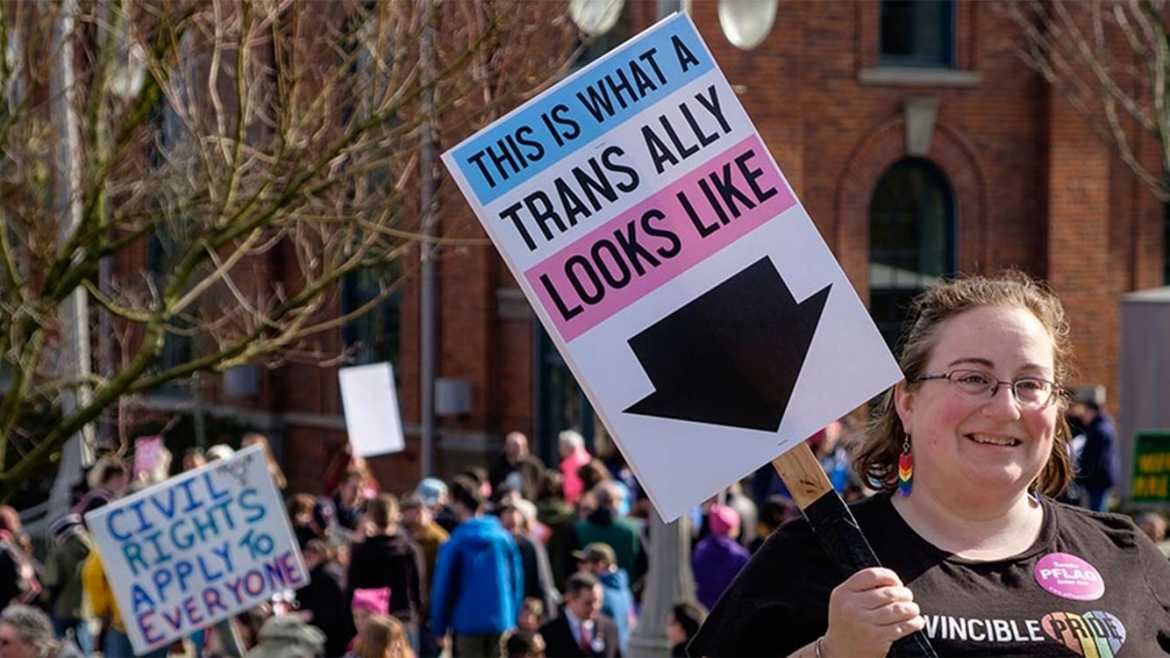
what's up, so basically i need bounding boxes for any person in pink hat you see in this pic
[692,504,750,611]
[348,587,392,652]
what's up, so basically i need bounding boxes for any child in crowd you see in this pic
[501,629,546,658]
[347,614,414,658]
[517,597,545,632]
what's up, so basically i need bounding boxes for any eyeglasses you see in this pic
[913,369,1065,409]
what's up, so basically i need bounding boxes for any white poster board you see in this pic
[339,361,406,457]
[85,445,307,655]
[442,13,902,521]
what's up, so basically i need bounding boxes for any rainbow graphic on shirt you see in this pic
[1040,610,1126,658]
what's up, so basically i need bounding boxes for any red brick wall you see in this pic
[205,2,1168,494]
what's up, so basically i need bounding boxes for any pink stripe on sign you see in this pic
[525,134,795,342]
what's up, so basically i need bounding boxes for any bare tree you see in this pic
[1003,0,1170,200]
[0,0,576,499]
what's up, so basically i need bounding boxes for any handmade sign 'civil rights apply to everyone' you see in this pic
[86,445,307,654]
[443,14,902,521]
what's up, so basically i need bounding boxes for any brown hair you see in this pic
[577,459,610,493]
[367,493,400,530]
[853,272,1073,498]
[502,629,546,658]
[354,614,411,658]
[287,494,316,519]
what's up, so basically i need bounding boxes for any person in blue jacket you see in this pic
[430,474,524,657]
[576,542,635,655]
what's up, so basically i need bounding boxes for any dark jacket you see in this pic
[540,609,622,658]
[574,510,646,584]
[489,454,546,501]
[296,562,352,658]
[516,533,560,616]
[0,545,20,611]
[43,528,91,620]
[346,531,426,624]
[538,498,577,589]
[1076,412,1119,490]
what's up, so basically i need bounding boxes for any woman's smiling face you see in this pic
[895,304,1060,502]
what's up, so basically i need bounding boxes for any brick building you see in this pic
[146,1,1168,496]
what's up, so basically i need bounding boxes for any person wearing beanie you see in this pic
[691,504,750,611]
[244,614,326,658]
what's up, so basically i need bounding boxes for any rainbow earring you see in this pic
[897,436,913,496]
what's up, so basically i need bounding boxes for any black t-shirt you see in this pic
[689,494,1170,657]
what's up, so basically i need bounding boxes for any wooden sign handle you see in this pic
[770,442,833,508]
[770,442,938,658]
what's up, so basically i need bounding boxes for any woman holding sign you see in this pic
[689,273,1170,657]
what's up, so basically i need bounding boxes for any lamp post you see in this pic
[718,0,778,50]
[629,510,696,657]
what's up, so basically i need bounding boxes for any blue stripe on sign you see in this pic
[451,14,712,206]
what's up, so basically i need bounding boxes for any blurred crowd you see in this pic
[0,407,1159,658]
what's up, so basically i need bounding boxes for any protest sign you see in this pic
[85,444,307,655]
[339,361,406,457]
[442,13,902,522]
[133,436,165,480]
[1131,430,1170,502]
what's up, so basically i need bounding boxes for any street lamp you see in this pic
[569,0,625,36]
[718,0,778,50]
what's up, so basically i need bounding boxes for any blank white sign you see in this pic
[339,362,405,457]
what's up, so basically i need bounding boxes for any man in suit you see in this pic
[540,573,621,657]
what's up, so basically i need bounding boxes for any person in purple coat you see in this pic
[692,504,750,611]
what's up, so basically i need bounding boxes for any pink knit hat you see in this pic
[708,504,740,536]
[351,587,391,615]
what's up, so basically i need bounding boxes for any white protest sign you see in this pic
[85,444,307,655]
[339,361,405,457]
[442,14,902,521]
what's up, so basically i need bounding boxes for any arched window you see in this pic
[869,158,956,348]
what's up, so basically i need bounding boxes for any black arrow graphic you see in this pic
[623,257,830,431]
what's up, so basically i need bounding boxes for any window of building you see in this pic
[535,327,595,466]
[147,232,194,396]
[341,267,400,366]
[146,83,195,397]
[879,0,955,68]
[869,158,956,349]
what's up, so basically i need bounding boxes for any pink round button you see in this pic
[1034,552,1104,601]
